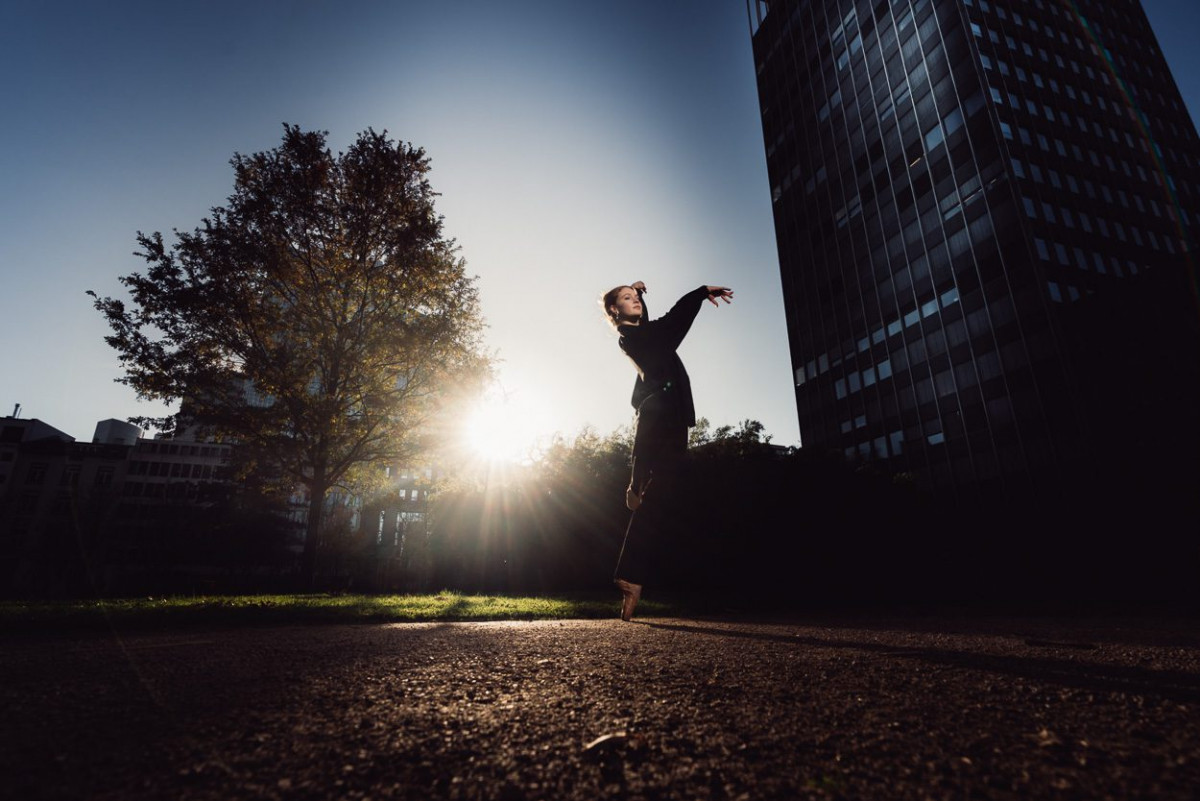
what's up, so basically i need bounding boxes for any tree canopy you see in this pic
[90,124,489,583]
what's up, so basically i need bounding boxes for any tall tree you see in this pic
[90,125,489,586]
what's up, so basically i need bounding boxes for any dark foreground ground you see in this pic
[2,612,1199,800]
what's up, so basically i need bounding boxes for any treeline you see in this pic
[10,418,1196,603]
[384,420,938,603]
[397,417,1198,604]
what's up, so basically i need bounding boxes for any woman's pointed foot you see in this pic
[615,579,642,621]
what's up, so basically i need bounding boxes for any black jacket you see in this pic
[617,285,709,428]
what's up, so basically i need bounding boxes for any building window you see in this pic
[873,437,888,459]
[924,121,945,151]
[1074,248,1089,270]
[26,462,48,485]
[60,466,81,487]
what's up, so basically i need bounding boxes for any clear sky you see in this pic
[2,1,1198,455]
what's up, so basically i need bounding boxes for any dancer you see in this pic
[602,280,733,620]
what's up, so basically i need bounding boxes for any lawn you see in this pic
[0,591,682,632]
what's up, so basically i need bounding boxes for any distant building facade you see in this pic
[354,461,440,591]
[0,416,242,594]
[749,0,1200,495]
[0,413,445,595]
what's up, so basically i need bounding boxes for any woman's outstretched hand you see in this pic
[631,281,647,293]
[706,286,734,306]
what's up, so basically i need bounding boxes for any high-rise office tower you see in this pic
[750,0,1200,496]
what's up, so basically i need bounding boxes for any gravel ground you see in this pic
[2,613,1199,800]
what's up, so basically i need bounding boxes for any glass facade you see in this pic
[752,0,1200,495]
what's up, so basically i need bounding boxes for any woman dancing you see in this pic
[602,280,733,620]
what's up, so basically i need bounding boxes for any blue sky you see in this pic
[1,1,1197,453]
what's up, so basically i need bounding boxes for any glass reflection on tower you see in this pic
[750,0,1200,496]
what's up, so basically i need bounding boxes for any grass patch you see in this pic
[0,591,684,633]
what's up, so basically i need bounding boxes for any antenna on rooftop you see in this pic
[11,403,20,418]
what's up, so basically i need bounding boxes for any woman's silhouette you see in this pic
[601,281,733,620]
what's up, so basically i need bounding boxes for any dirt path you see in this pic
[3,614,1199,799]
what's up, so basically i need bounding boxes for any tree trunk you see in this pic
[300,471,329,591]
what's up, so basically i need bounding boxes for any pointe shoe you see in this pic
[614,579,632,618]
[615,579,642,621]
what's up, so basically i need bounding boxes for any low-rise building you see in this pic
[0,416,246,595]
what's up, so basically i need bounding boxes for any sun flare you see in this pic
[463,395,549,463]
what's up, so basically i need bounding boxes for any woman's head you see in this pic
[602,285,642,327]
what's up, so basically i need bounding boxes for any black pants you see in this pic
[614,462,680,586]
[630,392,687,479]
[616,394,687,586]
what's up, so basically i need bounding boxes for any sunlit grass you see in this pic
[0,591,682,631]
